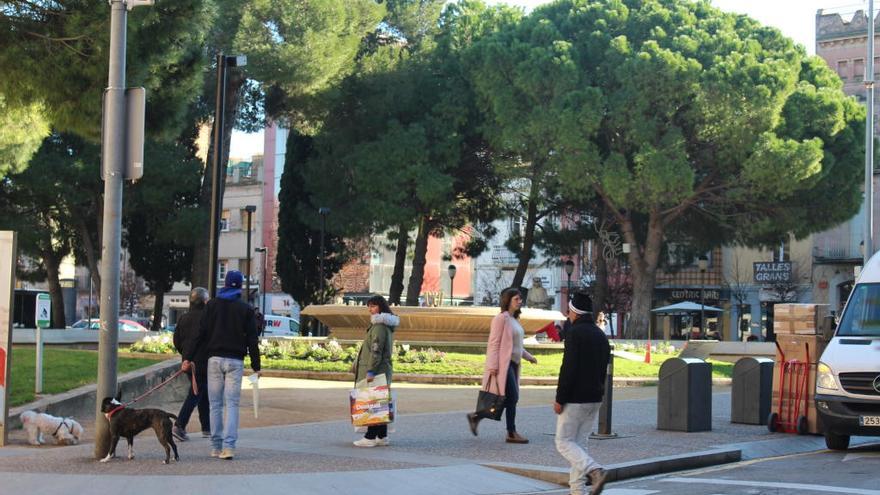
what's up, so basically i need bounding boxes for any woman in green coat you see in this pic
[352,294,398,447]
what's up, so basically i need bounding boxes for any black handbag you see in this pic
[475,375,505,421]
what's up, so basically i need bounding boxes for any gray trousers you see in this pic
[554,402,602,495]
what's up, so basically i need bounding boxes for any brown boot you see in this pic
[505,431,529,444]
[588,468,607,495]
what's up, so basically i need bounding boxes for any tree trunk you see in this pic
[405,216,430,306]
[511,177,541,289]
[151,288,165,331]
[73,215,101,296]
[622,214,664,339]
[388,224,408,305]
[42,248,66,329]
[594,251,609,313]
[191,71,247,289]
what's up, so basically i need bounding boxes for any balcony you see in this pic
[812,242,861,264]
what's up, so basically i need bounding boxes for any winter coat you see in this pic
[354,312,398,384]
[555,314,610,404]
[173,306,208,379]
[481,312,535,397]
[187,290,261,372]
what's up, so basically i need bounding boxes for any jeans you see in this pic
[176,371,209,433]
[207,356,244,450]
[555,402,602,495]
[504,361,519,433]
[365,424,387,440]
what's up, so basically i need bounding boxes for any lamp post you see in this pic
[564,259,575,304]
[318,207,330,304]
[255,247,268,317]
[448,264,457,306]
[244,205,256,305]
[207,53,247,299]
[698,255,709,339]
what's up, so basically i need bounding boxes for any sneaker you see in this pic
[210,449,221,458]
[219,448,234,460]
[353,437,378,448]
[375,437,389,446]
[505,431,529,444]
[201,431,211,438]
[588,468,607,495]
[172,425,189,442]
[466,413,480,436]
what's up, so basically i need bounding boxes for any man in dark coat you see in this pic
[554,291,611,495]
[183,271,260,460]
[172,287,210,441]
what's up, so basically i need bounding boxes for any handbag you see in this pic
[475,375,505,421]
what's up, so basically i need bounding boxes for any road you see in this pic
[532,442,880,495]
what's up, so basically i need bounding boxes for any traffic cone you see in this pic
[644,340,652,364]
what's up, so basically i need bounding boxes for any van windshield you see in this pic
[837,283,880,337]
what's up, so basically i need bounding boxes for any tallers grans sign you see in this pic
[754,261,792,283]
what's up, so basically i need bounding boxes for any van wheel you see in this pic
[796,415,809,435]
[824,432,850,450]
[767,412,779,433]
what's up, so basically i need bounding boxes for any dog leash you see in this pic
[106,366,196,419]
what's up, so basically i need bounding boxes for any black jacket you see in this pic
[555,315,610,404]
[187,296,261,372]
[173,307,208,379]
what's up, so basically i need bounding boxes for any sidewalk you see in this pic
[0,378,872,495]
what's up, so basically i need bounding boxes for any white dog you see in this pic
[20,410,83,446]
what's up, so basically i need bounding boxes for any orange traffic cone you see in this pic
[644,341,652,364]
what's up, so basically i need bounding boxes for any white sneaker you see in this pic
[375,437,389,446]
[353,437,378,448]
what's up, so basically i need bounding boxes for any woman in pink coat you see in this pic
[467,287,538,443]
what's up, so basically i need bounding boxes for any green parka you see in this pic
[354,312,398,384]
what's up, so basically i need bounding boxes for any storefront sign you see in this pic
[754,262,792,283]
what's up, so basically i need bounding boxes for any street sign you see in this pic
[35,293,51,328]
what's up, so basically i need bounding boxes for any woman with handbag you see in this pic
[467,287,538,443]
[352,295,399,447]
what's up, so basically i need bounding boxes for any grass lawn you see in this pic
[258,351,733,379]
[8,346,159,407]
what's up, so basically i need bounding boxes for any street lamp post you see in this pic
[255,247,268,317]
[564,259,575,304]
[318,207,330,304]
[448,264,457,306]
[244,205,256,305]
[698,256,709,340]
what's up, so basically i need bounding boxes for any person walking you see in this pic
[172,287,211,441]
[467,287,538,443]
[182,270,260,460]
[352,295,398,447]
[554,291,611,495]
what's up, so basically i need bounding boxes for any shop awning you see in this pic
[651,301,724,315]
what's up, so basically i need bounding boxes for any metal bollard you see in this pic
[591,345,618,438]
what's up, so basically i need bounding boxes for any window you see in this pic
[220,210,230,232]
[218,260,228,280]
[837,60,849,80]
[836,283,880,336]
[239,258,250,276]
[771,242,790,262]
[854,58,865,79]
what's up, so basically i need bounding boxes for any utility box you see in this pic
[731,357,774,425]
[657,357,712,432]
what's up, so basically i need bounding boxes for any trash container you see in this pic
[731,357,774,425]
[657,357,712,432]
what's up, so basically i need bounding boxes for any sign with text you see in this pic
[35,293,51,328]
[754,261,793,284]
[1,231,18,445]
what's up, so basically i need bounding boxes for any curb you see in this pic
[484,447,741,486]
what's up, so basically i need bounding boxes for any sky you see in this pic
[229,0,868,159]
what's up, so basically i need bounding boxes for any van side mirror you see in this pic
[821,315,837,341]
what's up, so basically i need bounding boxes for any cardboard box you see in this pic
[769,334,828,434]
[773,304,830,335]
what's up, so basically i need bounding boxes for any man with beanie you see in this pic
[183,270,260,460]
[554,290,611,495]
[172,287,211,441]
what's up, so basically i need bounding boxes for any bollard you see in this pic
[657,357,712,432]
[591,345,618,438]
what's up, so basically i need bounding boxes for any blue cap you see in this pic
[225,270,243,288]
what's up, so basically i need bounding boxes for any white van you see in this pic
[815,255,880,450]
[262,315,300,337]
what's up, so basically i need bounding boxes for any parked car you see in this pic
[68,318,148,332]
[262,315,300,337]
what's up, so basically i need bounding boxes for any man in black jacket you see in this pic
[183,271,260,460]
[172,287,210,441]
[554,291,610,495]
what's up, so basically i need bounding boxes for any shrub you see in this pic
[129,334,175,354]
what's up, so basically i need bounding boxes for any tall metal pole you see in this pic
[245,207,254,305]
[208,54,228,298]
[700,271,706,339]
[261,250,268,316]
[95,0,127,459]
[319,210,327,303]
[866,0,875,265]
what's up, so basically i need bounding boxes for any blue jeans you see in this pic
[505,361,519,433]
[207,356,243,450]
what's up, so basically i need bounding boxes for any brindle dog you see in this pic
[100,397,180,464]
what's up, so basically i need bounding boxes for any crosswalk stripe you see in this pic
[662,477,880,495]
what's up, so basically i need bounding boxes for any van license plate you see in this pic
[859,416,880,426]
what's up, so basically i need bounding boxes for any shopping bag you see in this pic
[355,391,397,433]
[350,374,392,427]
[475,375,505,421]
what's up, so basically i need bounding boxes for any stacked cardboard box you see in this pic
[770,333,829,434]
[773,304,829,335]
